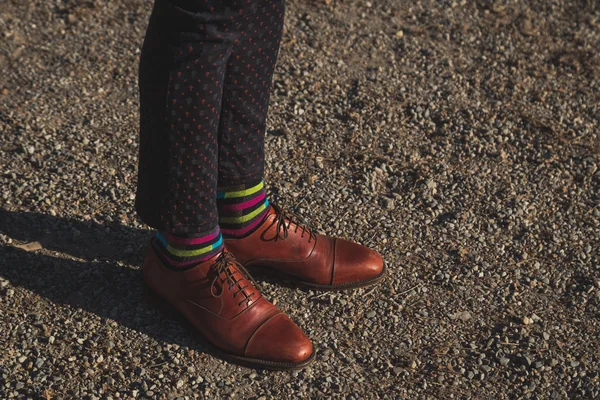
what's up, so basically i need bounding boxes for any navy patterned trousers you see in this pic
[135,0,285,234]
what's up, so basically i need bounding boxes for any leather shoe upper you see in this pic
[224,204,385,288]
[143,243,313,365]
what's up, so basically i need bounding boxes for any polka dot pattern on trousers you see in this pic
[136,0,285,235]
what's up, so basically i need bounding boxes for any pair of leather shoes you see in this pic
[142,204,386,370]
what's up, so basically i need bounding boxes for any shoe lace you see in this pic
[210,252,260,307]
[267,203,317,243]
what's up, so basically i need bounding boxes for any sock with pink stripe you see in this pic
[152,226,224,269]
[217,180,270,239]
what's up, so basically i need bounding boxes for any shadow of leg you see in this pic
[0,209,151,264]
[0,245,210,352]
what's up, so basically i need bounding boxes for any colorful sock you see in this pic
[217,181,270,238]
[152,226,224,269]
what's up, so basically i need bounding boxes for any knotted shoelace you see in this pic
[210,251,260,307]
[268,203,317,243]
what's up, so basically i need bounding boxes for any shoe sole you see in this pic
[246,262,388,291]
[143,283,316,371]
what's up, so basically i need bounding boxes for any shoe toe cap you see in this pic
[245,313,314,365]
[333,239,385,285]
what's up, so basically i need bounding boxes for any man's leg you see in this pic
[135,0,313,369]
[215,0,285,237]
[136,0,235,245]
[215,0,385,289]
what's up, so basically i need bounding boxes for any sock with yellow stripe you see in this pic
[152,225,224,269]
[217,180,270,238]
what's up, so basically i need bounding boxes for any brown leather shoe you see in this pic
[224,204,386,290]
[142,242,315,370]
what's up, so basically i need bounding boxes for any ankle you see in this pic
[153,226,223,269]
[217,180,270,238]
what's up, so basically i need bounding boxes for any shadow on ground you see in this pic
[0,209,226,363]
[0,209,151,263]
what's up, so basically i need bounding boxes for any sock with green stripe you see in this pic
[152,225,224,269]
[217,180,270,238]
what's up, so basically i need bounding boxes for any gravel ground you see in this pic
[1,0,600,398]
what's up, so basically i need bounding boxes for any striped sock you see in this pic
[152,226,224,269]
[217,180,270,238]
